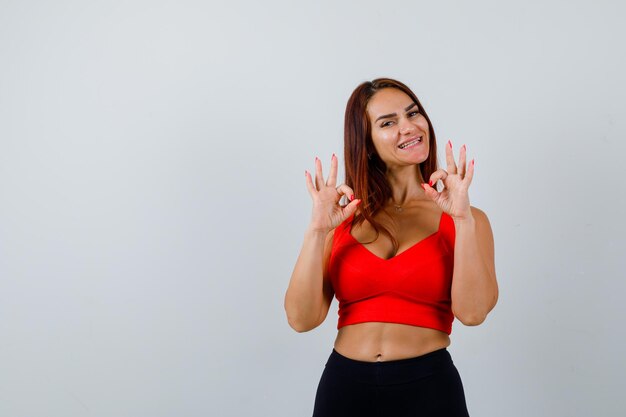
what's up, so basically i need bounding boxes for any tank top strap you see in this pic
[331,213,354,248]
[438,212,456,254]
[336,213,354,237]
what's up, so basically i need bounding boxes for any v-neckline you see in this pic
[346,210,445,261]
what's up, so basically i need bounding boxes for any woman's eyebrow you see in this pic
[375,103,418,122]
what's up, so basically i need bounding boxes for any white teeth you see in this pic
[399,137,422,149]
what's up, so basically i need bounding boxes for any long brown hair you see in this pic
[344,78,439,252]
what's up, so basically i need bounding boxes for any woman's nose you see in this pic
[399,119,415,135]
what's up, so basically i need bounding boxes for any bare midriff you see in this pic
[333,322,451,362]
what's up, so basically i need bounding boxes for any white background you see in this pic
[1,0,625,416]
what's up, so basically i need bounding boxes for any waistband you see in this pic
[325,347,454,386]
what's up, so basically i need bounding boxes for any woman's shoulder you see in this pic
[449,205,491,227]
[468,205,495,246]
[443,205,492,237]
[469,205,490,223]
[446,205,490,222]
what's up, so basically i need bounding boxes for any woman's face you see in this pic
[366,88,430,168]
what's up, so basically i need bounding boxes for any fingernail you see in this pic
[462,144,466,151]
[305,170,307,176]
[356,199,362,205]
[448,140,452,148]
[471,159,475,166]
[428,180,433,186]
[349,195,354,201]
[315,156,318,162]
[332,153,336,160]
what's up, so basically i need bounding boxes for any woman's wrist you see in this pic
[305,224,331,236]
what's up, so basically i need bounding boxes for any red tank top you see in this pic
[328,211,455,334]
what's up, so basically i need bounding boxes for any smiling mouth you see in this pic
[398,136,423,149]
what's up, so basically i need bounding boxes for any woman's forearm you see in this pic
[284,226,329,332]
[450,214,498,325]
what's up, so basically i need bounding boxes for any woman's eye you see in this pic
[381,121,393,127]
[409,110,419,117]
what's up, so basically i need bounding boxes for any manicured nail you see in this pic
[448,140,452,148]
[332,153,336,160]
[349,195,354,201]
[315,156,318,162]
[462,144,466,152]
[428,180,433,186]
[471,159,475,166]
[356,199,362,205]
[305,170,307,176]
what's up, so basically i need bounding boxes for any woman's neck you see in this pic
[385,165,427,206]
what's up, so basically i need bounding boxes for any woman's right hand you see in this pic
[305,153,361,233]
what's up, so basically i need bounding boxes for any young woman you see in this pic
[284,78,498,416]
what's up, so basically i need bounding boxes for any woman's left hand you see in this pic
[421,140,474,220]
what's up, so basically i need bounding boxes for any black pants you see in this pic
[312,347,470,417]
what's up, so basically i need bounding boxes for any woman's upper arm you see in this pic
[471,206,498,309]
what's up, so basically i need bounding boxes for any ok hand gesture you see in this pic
[305,154,361,233]
[421,140,474,220]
